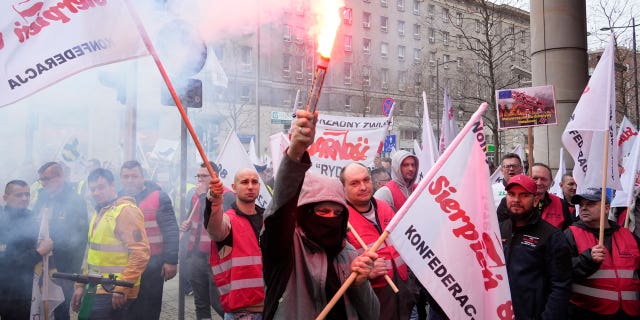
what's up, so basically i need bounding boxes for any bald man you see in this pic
[205,168,265,319]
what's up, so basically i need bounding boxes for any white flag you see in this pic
[549,148,566,198]
[611,131,640,208]
[439,87,459,154]
[418,92,440,182]
[31,208,64,320]
[0,0,148,107]
[216,131,272,208]
[249,137,266,167]
[269,132,289,177]
[388,103,513,320]
[616,116,638,167]
[561,34,621,191]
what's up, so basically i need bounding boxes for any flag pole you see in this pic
[316,103,488,320]
[599,131,610,245]
[527,127,533,176]
[422,92,437,165]
[123,0,218,180]
[346,222,399,293]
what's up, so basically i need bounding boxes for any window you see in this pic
[343,7,352,25]
[475,19,481,33]
[510,50,515,61]
[344,62,352,85]
[428,28,435,43]
[442,8,449,23]
[398,45,405,60]
[283,24,292,42]
[509,25,515,35]
[520,30,526,43]
[344,35,352,52]
[381,42,389,58]
[398,71,407,91]
[456,57,463,69]
[413,0,420,15]
[456,12,463,26]
[381,68,389,89]
[430,76,436,91]
[443,54,450,68]
[476,61,482,74]
[397,0,405,11]
[427,4,434,17]
[429,52,436,66]
[457,34,463,49]
[396,102,405,115]
[362,65,371,86]
[520,50,526,63]
[413,24,421,39]
[443,31,449,46]
[381,0,387,7]
[283,54,291,77]
[241,46,252,72]
[295,56,304,79]
[363,12,371,28]
[240,85,251,102]
[381,16,388,32]
[295,27,304,44]
[398,20,405,37]
[414,73,422,91]
[413,48,421,63]
[401,129,418,140]
[345,95,352,110]
[363,38,371,55]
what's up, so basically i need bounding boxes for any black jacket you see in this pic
[500,211,573,320]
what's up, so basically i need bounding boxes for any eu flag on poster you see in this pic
[498,90,512,99]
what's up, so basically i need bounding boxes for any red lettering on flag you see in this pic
[308,130,370,161]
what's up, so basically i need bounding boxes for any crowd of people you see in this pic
[1,109,639,319]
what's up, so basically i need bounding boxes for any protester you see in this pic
[500,174,572,319]
[374,150,419,212]
[381,157,392,175]
[560,174,578,205]
[565,188,640,319]
[179,162,230,319]
[260,109,379,319]
[0,180,53,319]
[205,168,265,319]
[492,153,523,207]
[370,168,391,193]
[71,168,150,318]
[119,160,179,319]
[341,162,417,320]
[32,161,89,320]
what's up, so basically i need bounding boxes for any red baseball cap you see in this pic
[506,174,536,194]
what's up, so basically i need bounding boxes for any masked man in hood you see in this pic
[260,109,380,320]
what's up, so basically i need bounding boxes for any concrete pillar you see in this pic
[530,0,588,171]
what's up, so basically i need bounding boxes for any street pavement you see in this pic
[160,273,223,320]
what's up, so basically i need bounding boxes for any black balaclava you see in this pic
[297,205,347,257]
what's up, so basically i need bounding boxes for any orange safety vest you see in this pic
[347,199,408,288]
[137,190,164,256]
[541,193,565,229]
[569,226,640,316]
[210,209,264,312]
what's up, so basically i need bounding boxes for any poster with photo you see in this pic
[496,85,557,130]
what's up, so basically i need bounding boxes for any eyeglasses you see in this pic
[501,164,521,170]
[195,174,211,179]
[312,205,344,217]
[39,176,56,183]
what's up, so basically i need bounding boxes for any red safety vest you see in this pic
[385,180,415,211]
[541,193,565,229]
[137,190,164,256]
[347,199,408,288]
[569,226,640,316]
[210,209,264,312]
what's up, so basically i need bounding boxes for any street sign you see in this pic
[271,111,293,124]
[486,144,495,152]
[383,134,396,153]
[382,97,394,116]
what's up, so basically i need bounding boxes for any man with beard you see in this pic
[261,109,379,320]
[119,160,179,319]
[205,168,265,319]
[32,162,88,320]
[0,180,53,319]
[341,163,416,320]
[500,174,572,319]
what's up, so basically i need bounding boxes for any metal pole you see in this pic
[256,0,261,153]
[632,17,639,128]
[436,58,440,137]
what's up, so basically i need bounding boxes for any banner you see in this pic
[216,131,272,208]
[549,148,566,198]
[388,104,513,320]
[307,114,389,178]
[418,92,440,182]
[0,0,148,107]
[561,34,621,191]
[439,88,459,153]
[617,116,638,167]
[496,85,557,130]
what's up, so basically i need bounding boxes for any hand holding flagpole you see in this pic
[346,222,399,293]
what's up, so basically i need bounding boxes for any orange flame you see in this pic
[311,0,344,58]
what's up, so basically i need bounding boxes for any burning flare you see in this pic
[312,0,344,58]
